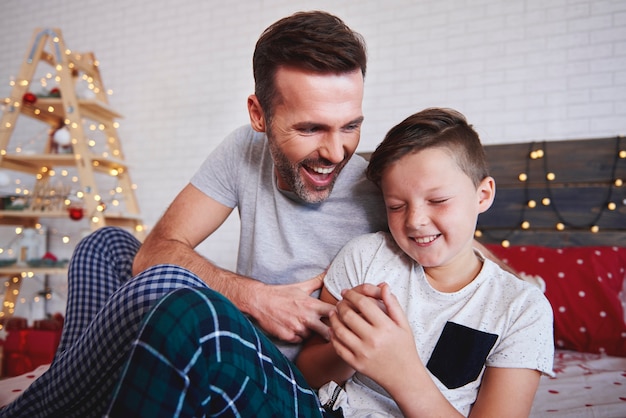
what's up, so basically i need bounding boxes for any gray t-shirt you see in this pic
[190,125,387,359]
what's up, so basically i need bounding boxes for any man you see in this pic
[0,11,385,418]
[131,11,387,361]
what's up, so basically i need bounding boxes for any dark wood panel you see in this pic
[479,136,626,247]
[486,136,625,186]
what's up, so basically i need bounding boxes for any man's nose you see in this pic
[319,132,345,164]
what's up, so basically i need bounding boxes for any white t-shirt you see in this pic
[321,232,554,417]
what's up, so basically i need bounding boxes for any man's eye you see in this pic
[299,126,319,134]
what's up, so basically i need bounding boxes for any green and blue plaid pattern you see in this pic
[107,286,327,417]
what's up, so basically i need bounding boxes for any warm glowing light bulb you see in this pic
[528,200,537,208]
[521,221,530,229]
[590,225,599,233]
[518,173,527,181]
[501,240,510,248]
[556,223,565,231]
[608,202,617,210]
[542,198,551,206]
[546,172,556,181]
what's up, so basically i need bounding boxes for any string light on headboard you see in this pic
[541,137,623,231]
[477,136,625,246]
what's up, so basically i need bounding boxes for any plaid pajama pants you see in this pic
[0,227,331,417]
[106,287,327,417]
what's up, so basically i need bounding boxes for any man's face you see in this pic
[266,67,364,203]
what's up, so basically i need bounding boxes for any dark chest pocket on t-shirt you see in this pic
[426,321,498,389]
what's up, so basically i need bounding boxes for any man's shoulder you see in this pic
[226,124,267,148]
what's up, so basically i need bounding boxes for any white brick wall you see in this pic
[1,0,624,281]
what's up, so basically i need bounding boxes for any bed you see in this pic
[2,137,626,416]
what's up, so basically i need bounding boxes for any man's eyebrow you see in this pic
[344,116,365,127]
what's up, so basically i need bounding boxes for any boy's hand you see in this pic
[328,283,421,389]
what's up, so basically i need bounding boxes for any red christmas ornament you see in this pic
[22,92,37,104]
[49,87,61,97]
[68,207,84,221]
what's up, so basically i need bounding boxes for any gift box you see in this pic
[2,316,63,377]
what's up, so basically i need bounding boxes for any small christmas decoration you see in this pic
[22,92,37,104]
[68,206,84,221]
[49,127,72,154]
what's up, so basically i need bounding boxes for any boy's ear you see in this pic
[247,94,266,132]
[477,176,496,213]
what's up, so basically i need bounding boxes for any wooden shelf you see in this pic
[0,28,145,320]
[14,97,122,125]
[1,153,128,174]
[0,210,142,225]
[0,266,67,276]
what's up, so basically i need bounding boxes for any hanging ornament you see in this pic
[53,128,71,146]
[22,92,37,104]
[68,206,84,221]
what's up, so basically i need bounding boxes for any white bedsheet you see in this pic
[531,350,626,417]
[0,364,49,408]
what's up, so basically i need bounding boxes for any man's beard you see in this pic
[268,137,346,204]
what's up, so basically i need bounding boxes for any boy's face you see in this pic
[380,147,494,270]
[248,67,364,203]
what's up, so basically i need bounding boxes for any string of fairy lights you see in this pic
[476,136,626,247]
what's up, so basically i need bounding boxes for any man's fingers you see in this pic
[299,271,327,294]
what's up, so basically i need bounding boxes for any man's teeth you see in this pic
[311,166,334,174]
[415,235,438,244]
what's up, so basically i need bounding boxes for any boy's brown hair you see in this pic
[366,108,489,188]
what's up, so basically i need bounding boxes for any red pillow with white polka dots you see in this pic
[485,245,626,357]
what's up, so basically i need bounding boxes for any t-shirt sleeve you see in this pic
[324,232,386,301]
[190,126,250,208]
[487,284,555,376]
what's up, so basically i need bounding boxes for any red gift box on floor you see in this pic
[2,316,63,377]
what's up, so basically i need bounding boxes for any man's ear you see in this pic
[478,176,496,213]
[247,94,266,132]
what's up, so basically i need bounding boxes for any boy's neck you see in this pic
[423,249,483,293]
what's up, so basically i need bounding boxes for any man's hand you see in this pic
[250,272,335,343]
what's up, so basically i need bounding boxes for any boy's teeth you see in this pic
[415,235,438,244]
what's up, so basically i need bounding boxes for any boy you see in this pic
[296,108,554,417]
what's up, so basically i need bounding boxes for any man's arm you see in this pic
[296,286,355,388]
[133,183,333,343]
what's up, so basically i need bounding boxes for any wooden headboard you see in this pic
[477,136,625,247]
[360,136,626,247]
